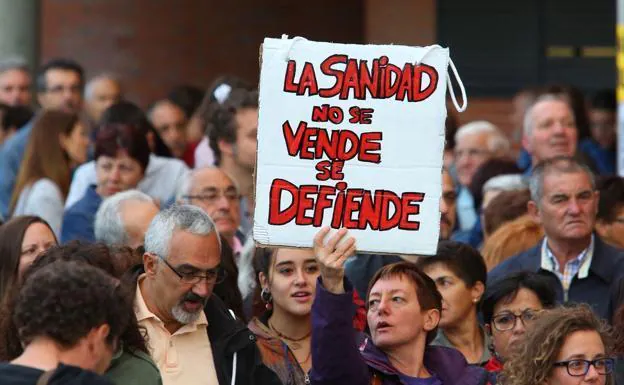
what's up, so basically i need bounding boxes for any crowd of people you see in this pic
[0,52,623,385]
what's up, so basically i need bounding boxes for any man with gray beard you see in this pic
[130,204,280,385]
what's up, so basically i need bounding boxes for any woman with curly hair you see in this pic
[502,304,615,385]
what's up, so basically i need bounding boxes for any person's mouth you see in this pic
[291,291,312,303]
[376,321,392,333]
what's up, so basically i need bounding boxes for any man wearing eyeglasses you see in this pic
[130,204,280,385]
[0,58,85,218]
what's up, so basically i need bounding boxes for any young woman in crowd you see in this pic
[417,241,490,365]
[248,246,320,385]
[0,215,57,302]
[61,123,150,243]
[0,242,162,385]
[311,227,491,385]
[249,236,367,385]
[10,111,89,237]
[480,271,556,373]
[502,305,615,385]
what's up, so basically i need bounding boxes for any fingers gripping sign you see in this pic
[313,227,356,294]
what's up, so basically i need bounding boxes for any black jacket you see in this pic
[488,235,624,321]
[126,265,282,385]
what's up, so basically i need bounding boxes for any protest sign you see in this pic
[253,36,466,255]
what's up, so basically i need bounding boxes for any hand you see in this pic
[313,227,356,294]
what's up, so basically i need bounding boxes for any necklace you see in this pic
[269,320,311,350]
[297,349,312,366]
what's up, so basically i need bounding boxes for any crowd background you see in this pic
[0,2,623,385]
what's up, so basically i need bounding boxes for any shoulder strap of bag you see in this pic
[36,369,55,385]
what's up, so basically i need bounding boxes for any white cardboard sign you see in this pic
[254,36,458,255]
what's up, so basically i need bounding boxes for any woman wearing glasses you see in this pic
[480,272,556,373]
[502,304,615,385]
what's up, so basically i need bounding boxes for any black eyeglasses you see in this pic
[156,255,226,285]
[553,358,615,377]
[491,309,541,331]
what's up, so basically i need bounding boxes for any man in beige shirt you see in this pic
[132,204,281,385]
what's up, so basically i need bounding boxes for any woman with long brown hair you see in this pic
[10,110,89,237]
[0,216,57,302]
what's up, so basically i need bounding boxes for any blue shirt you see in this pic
[61,185,102,244]
[0,119,34,218]
[579,138,616,175]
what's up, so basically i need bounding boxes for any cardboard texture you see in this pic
[254,36,454,255]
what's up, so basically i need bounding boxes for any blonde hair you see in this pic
[502,305,613,385]
[482,215,544,271]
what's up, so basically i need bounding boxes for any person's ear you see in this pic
[146,131,155,152]
[219,139,234,157]
[58,132,71,152]
[471,281,485,304]
[527,200,542,225]
[258,271,269,290]
[423,308,441,332]
[485,323,492,337]
[86,324,111,353]
[521,134,532,154]
[595,220,610,240]
[143,252,159,276]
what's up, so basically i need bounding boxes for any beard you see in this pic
[171,292,208,324]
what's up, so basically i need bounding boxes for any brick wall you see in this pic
[41,0,363,107]
[41,0,512,138]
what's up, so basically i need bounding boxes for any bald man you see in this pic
[85,74,122,123]
[179,167,242,250]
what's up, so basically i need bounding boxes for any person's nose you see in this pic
[215,193,232,211]
[192,279,211,298]
[511,317,526,335]
[110,167,121,182]
[376,297,391,315]
[583,362,600,382]
[294,268,307,287]
[567,198,582,215]
[439,194,448,216]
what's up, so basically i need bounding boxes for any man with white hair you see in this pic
[94,189,159,248]
[522,93,578,171]
[453,120,510,232]
[129,204,280,385]
[0,57,32,107]
[84,73,122,124]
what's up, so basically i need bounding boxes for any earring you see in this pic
[261,288,273,310]
[473,298,479,303]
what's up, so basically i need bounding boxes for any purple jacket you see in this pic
[311,278,490,385]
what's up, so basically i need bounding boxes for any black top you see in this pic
[0,363,112,385]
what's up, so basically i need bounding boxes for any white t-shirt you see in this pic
[14,178,64,238]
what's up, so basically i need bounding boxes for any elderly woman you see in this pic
[502,304,615,385]
[61,123,150,243]
[310,227,491,385]
[480,271,556,373]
